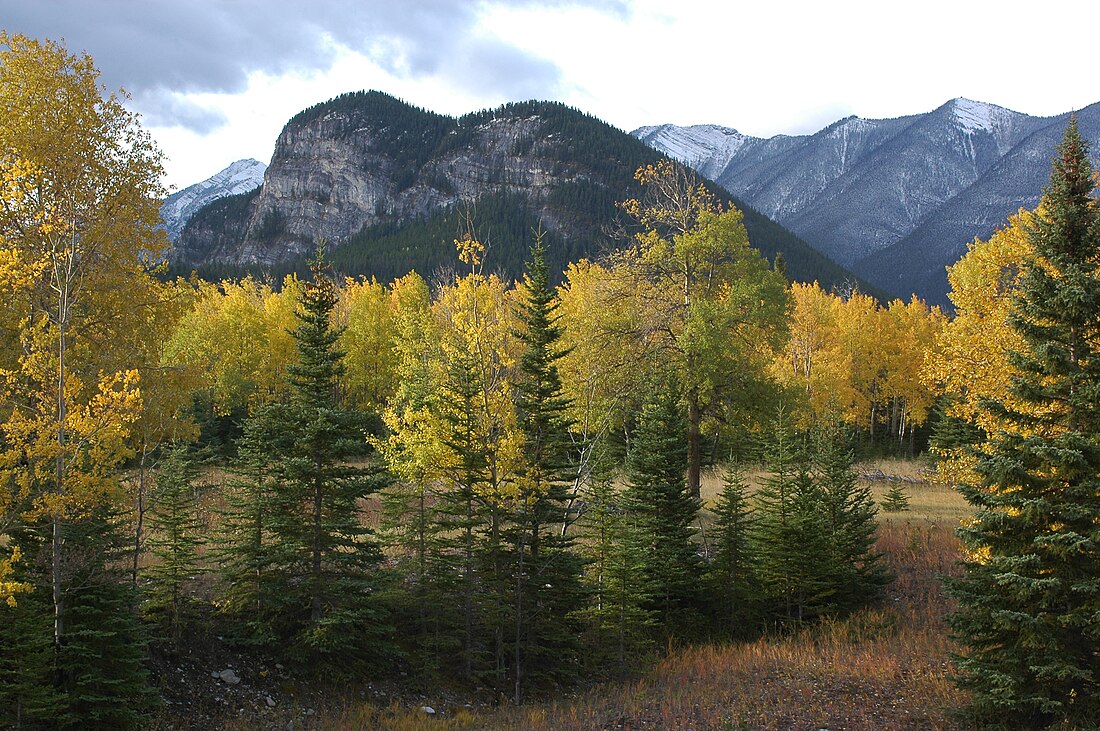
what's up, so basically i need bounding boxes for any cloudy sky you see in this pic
[4,0,1098,190]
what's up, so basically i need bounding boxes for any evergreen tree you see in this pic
[56,509,157,729]
[143,443,204,646]
[220,244,390,669]
[576,465,654,673]
[0,524,64,729]
[507,236,587,701]
[215,412,282,647]
[707,467,758,636]
[623,379,704,636]
[752,408,833,624]
[812,427,890,612]
[948,119,1100,726]
[879,482,910,513]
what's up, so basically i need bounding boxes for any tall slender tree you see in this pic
[220,245,389,669]
[707,467,757,636]
[507,236,586,702]
[143,443,204,646]
[624,379,703,636]
[948,118,1100,727]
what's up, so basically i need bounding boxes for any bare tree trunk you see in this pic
[132,442,150,589]
[311,476,323,624]
[687,389,702,499]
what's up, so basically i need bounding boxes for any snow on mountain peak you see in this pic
[632,123,753,180]
[950,98,1013,134]
[161,159,267,241]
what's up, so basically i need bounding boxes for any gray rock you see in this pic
[217,669,241,685]
[266,696,277,708]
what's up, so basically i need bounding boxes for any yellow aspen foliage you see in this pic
[337,276,398,410]
[164,276,301,414]
[923,210,1044,483]
[775,283,942,440]
[557,259,652,441]
[881,296,944,435]
[0,545,30,606]
[772,282,855,425]
[433,273,525,506]
[0,32,165,518]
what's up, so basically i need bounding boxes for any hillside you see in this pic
[173,92,867,292]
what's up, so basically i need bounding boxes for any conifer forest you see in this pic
[2,33,1100,731]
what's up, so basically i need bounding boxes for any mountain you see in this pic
[172,91,866,293]
[160,159,267,241]
[634,100,1100,305]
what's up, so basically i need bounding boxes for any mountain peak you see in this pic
[945,97,1021,134]
[161,158,267,241]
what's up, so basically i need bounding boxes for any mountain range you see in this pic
[633,99,1100,305]
[169,92,856,291]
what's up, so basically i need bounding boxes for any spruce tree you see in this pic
[752,408,833,624]
[812,427,890,612]
[221,244,389,670]
[507,236,586,701]
[624,379,703,636]
[879,482,910,513]
[948,119,1100,726]
[215,412,282,647]
[56,509,157,730]
[0,524,64,729]
[576,466,654,673]
[143,443,204,646]
[707,467,757,636]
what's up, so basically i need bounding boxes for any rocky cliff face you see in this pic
[175,94,603,269]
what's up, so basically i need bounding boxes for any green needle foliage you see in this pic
[707,467,758,637]
[57,510,157,730]
[624,379,704,637]
[143,443,204,646]
[948,118,1100,728]
[507,236,587,702]
[219,244,390,671]
[753,412,833,624]
[812,427,890,612]
[879,482,911,513]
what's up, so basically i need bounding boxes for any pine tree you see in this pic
[215,412,282,647]
[948,119,1100,726]
[752,408,833,624]
[56,509,157,730]
[576,465,654,673]
[623,379,703,636]
[507,236,587,701]
[143,443,204,646]
[707,467,757,636]
[0,524,64,729]
[812,427,890,612]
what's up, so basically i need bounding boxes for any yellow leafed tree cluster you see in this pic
[774,282,944,448]
[922,210,1048,483]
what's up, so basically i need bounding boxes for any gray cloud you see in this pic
[1,0,629,132]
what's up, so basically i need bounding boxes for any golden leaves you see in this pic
[0,546,31,607]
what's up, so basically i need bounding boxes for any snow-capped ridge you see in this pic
[161,159,267,241]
